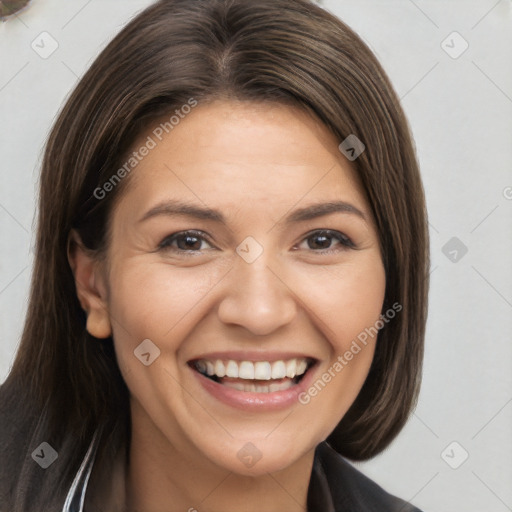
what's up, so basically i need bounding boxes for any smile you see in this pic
[189,355,317,409]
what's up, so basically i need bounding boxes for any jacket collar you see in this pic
[62,429,101,512]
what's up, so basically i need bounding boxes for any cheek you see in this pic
[105,260,224,371]
[294,257,386,350]
[290,256,385,425]
[109,260,219,328]
[104,261,229,424]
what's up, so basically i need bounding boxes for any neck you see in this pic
[125,409,314,512]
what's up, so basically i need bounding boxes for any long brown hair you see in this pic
[0,0,429,509]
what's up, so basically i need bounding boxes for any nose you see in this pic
[217,256,298,336]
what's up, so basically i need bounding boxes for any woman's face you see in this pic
[89,101,385,475]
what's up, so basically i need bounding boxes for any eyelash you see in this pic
[157,229,355,255]
[295,229,355,253]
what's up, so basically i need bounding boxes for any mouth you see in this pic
[189,357,317,394]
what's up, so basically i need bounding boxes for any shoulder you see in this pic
[0,379,30,509]
[314,442,423,512]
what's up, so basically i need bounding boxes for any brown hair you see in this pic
[0,0,429,509]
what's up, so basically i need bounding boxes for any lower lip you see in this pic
[191,364,317,411]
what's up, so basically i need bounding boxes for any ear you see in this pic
[67,229,112,339]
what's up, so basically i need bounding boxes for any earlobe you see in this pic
[84,299,113,339]
[67,230,112,339]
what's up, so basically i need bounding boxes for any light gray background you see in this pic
[1,1,511,511]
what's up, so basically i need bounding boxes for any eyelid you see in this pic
[157,228,355,255]
[157,230,215,251]
[296,229,356,251]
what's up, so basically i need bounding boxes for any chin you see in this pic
[201,436,315,477]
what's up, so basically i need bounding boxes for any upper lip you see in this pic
[187,350,318,363]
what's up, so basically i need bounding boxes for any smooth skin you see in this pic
[68,101,386,512]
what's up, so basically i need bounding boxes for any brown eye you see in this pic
[158,231,214,252]
[298,230,354,252]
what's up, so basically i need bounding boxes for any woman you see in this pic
[0,0,429,510]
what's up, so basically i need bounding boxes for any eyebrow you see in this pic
[138,199,367,224]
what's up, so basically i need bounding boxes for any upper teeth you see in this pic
[195,358,309,380]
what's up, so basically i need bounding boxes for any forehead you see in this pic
[113,100,369,224]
